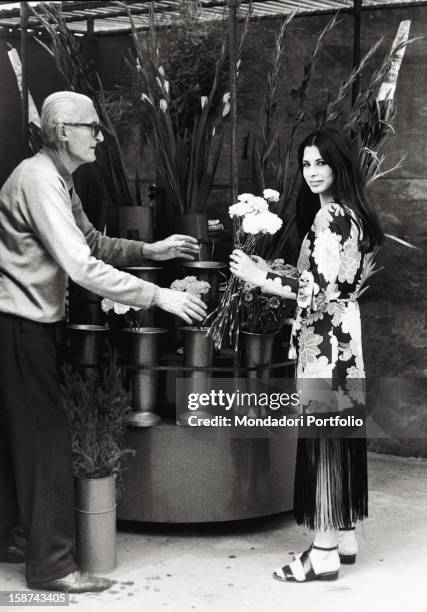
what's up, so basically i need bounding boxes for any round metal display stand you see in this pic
[117,422,297,523]
[117,358,297,523]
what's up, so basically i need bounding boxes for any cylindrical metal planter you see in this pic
[174,213,208,240]
[107,205,154,242]
[124,327,167,427]
[182,261,226,310]
[121,266,164,327]
[178,327,214,425]
[241,330,278,379]
[68,282,104,325]
[66,325,108,366]
[75,475,116,574]
[181,326,214,381]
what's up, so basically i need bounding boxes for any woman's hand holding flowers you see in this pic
[229,249,267,286]
[251,255,272,272]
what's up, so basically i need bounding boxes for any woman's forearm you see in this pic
[261,272,298,300]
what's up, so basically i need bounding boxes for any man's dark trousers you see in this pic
[0,313,77,584]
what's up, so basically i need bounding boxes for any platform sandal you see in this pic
[338,527,357,565]
[273,545,339,583]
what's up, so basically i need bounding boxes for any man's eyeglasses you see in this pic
[62,122,102,137]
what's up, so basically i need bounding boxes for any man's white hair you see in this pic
[40,91,94,146]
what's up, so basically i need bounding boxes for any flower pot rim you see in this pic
[180,326,211,332]
[241,329,280,337]
[176,212,208,218]
[75,474,117,482]
[123,327,167,334]
[182,261,226,269]
[67,324,109,332]
[121,266,164,271]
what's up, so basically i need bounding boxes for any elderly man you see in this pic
[0,91,206,593]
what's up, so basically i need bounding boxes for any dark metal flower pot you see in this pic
[68,282,104,325]
[66,324,108,366]
[182,326,214,379]
[75,475,116,573]
[182,261,227,309]
[241,330,279,379]
[174,213,208,240]
[121,266,164,327]
[178,327,214,425]
[107,205,154,242]
[123,327,167,427]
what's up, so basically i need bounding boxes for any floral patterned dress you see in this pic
[264,202,368,530]
[291,201,365,380]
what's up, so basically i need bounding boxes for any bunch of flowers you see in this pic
[101,298,142,332]
[170,276,211,329]
[268,258,299,276]
[241,259,297,334]
[170,276,210,296]
[207,190,282,350]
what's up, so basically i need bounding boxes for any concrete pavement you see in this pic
[1,452,426,612]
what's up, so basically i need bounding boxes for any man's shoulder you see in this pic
[4,151,55,182]
[22,150,58,174]
[16,151,65,191]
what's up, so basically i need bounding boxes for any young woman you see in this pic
[230,127,383,583]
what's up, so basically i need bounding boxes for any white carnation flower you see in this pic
[242,210,282,235]
[263,188,280,202]
[230,194,269,218]
[251,196,269,210]
[101,298,114,313]
[229,201,254,218]
[237,193,255,202]
[113,302,131,315]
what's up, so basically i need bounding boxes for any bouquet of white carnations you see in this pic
[206,190,282,350]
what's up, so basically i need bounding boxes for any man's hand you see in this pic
[229,249,267,286]
[154,288,207,324]
[143,235,199,261]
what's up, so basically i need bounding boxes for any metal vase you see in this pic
[182,326,214,381]
[68,282,104,325]
[121,266,164,327]
[124,327,167,427]
[182,261,227,309]
[179,327,214,425]
[174,213,208,240]
[107,205,154,242]
[241,330,278,379]
[75,475,116,574]
[66,325,108,366]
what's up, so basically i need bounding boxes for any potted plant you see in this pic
[240,259,297,379]
[61,352,134,574]
[123,5,231,239]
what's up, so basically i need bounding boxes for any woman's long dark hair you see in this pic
[296,127,384,252]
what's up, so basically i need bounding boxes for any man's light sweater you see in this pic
[0,147,157,323]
